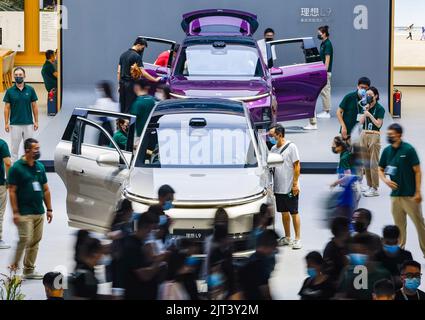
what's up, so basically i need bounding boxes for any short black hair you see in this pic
[318,25,329,37]
[257,230,278,248]
[79,237,102,258]
[354,208,372,223]
[14,67,26,76]
[137,211,159,230]
[306,251,324,265]
[43,272,63,291]
[274,125,285,137]
[358,77,371,87]
[158,184,175,198]
[383,225,400,240]
[134,78,151,89]
[45,50,55,60]
[134,37,148,47]
[24,138,39,152]
[400,260,421,273]
[264,28,275,35]
[331,216,350,237]
[148,204,165,216]
[373,279,395,296]
[388,123,403,135]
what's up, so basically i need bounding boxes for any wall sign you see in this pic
[39,0,58,52]
[0,0,25,51]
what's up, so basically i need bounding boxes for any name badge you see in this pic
[368,123,373,130]
[356,114,363,122]
[384,165,398,177]
[32,181,42,192]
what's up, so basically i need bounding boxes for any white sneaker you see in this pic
[292,240,303,250]
[361,185,370,193]
[23,271,44,280]
[0,240,11,249]
[278,237,293,247]
[316,112,331,119]
[363,188,379,197]
[303,123,318,130]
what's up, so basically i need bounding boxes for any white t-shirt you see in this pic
[257,39,277,64]
[271,141,300,194]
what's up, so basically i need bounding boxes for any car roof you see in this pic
[153,98,246,117]
[182,35,257,47]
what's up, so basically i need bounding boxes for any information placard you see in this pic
[0,0,25,52]
[39,0,58,52]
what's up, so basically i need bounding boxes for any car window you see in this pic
[272,40,321,67]
[135,113,258,168]
[175,44,264,78]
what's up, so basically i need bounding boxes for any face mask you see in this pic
[185,256,200,267]
[155,92,165,101]
[95,88,104,99]
[317,35,323,41]
[208,273,224,289]
[387,136,397,145]
[269,137,277,145]
[349,253,368,266]
[366,96,374,104]
[358,88,367,98]
[332,146,338,154]
[163,200,173,211]
[265,37,274,42]
[307,268,317,278]
[15,77,24,84]
[158,214,168,226]
[33,151,41,161]
[405,278,421,291]
[383,244,400,255]
[353,221,367,233]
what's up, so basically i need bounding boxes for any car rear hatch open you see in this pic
[181,9,259,36]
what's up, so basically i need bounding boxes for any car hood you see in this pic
[126,167,265,201]
[170,78,269,99]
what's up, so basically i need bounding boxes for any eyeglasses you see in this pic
[401,273,422,279]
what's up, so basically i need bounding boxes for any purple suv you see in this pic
[143,9,327,127]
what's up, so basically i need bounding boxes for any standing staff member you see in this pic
[117,37,161,113]
[0,138,11,249]
[41,50,58,94]
[305,25,334,130]
[8,139,53,280]
[359,87,385,197]
[3,67,39,162]
[379,124,425,258]
[269,125,302,249]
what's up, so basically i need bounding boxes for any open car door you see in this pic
[138,36,177,77]
[267,37,327,122]
[54,109,136,232]
[181,9,259,36]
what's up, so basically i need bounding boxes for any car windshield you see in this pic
[174,43,264,78]
[135,113,258,168]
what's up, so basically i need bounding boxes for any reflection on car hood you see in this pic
[126,167,265,201]
[170,78,269,99]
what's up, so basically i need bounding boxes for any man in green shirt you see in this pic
[3,67,39,162]
[41,50,58,92]
[130,79,156,140]
[0,139,11,249]
[379,124,425,257]
[336,77,371,140]
[8,138,53,279]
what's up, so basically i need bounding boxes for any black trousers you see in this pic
[119,80,137,114]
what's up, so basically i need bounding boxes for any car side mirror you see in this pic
[270,67,283,75]
[267,153,284,168]
[96,153,120,167]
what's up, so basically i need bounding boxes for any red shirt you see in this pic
[154,51,170,67]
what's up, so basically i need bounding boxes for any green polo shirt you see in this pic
[130,95,156,136]
[41,60,57,92]
[7,159,48,215]
[339,151,352,171]
[320,38,333,73]
[379,142,420,197]
[339,91,361,136]
[110,130,128,150]
[362,103,385,131]
[3,84,38,125]
[0,139,11,186]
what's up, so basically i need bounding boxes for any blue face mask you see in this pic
[208,273,224,289]
[185,256,200,267]
[358,88,367,98]
[405,278,421,291]
[269,137,277,145]
[163,200,173,211]
[307,268,317,278]
[349,253,368,266]
[158,214,168,226]
[383,244,400,255]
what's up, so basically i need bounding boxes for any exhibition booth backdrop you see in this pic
[38,0,393,165]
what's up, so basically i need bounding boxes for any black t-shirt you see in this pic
[323,239,348,281]
[375,248,413,276]
[72,263,98,300]
[119,49,144,81]
[239,252,271,300]
[121,235,158,300]
[395,289,425,300]
[298,277,336,300]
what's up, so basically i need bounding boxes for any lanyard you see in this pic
[401,288,420,300]
[363,105,378,130]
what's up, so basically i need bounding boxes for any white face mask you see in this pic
[95,88,104,99]
[155,92,165,101]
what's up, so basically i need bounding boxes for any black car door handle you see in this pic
[72,169,85,176]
